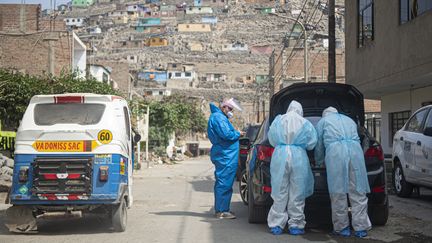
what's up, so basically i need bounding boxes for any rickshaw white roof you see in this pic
[30,93,125,104]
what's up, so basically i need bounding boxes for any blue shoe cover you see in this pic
[270,226,283,235]
[333,227,351,237]
[289,227,305,235]
[355,230,367,238]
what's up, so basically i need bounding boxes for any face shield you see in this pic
[222,98,243,112]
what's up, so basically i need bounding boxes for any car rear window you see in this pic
[34,103,106,125]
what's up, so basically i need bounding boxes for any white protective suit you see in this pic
[267,101,317,230]
[314,107,372,232]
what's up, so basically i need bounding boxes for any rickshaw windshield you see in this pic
[34,103,106,125]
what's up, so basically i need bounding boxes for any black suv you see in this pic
[245,83,389,226]
[238,124,260,204]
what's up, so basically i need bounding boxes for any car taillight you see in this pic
[372,185,385,193]
[365,145,384,161]
[99,166,109,181]
[18,166,29,183]
[240,149,249,155]
[262,185,272,193]
[257,145,274,162]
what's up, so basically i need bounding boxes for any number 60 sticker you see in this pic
[98,130,113,144]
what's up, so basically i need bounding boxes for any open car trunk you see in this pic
[269,83,367,193]
[269,83,365,126]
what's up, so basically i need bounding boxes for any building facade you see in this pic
[345,0,432,155]
[177,23,211,32]
[88,64,111,84]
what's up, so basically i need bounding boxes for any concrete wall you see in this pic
[381,85,432,155]
[345,1,432,99]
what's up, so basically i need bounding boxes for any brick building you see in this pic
[0,4,41,32]
[95,60,131,93]
[0,4,86,77]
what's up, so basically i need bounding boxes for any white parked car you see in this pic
[392,105,432,197]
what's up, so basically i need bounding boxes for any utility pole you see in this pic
[328,0,336,83]
[271,13,308,83]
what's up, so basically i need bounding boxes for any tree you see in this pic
[133,95,207,148]
[0,69,122,130]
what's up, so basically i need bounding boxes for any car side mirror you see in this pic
[133,134,142,143]
[424,127,432,137]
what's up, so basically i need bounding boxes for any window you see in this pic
[175,72,182,77]
[123,107,131,141]
[102,72,109,83]
[186,25,190,28]
[130,56,135,60]
[77,19,81,22]
[72,19,76,22]
[405,109,428,133]
[185,72,191,77]
[152,39,156,43]
[159,91,164,95]
[358,0,374,47]
[400,0,432,24]
[34,104,106,125]
[66,19,70,22]
[424,110,432,129]
[172,64,177,68]
[390,111,411,143]
[366,113,381,142]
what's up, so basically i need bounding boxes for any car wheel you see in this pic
[248,175,268,224]
[239,169,248,205]
[112,197,127,232]
[369,199,389,226]
[393,162,413,198]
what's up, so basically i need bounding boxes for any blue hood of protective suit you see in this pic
[210,103,223,115]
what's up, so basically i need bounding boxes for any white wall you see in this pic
[168,71,195,81]
[65,18,85,27]
[72,33,86,78]
[89,66,110,83]
[381,85,432,155]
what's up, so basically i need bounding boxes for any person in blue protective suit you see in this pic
[314,107,371,238]
[207,98,244,219]
[267,100,317,235]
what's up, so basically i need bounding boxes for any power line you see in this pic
[274,0,328,81]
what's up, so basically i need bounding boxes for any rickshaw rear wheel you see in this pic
[112,197,127,232]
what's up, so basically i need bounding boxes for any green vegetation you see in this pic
[133,95,207,149]
[0,69,207,151]
[0,69,121,130]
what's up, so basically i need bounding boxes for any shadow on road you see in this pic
[189,177,214,193]
[0,210,115,236]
